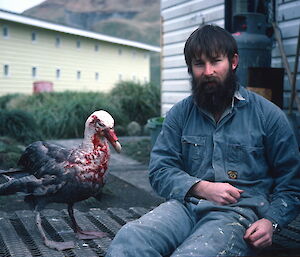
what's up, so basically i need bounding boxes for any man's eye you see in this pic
[193,62,204,66]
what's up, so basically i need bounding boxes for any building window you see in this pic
[95,72,99,81]
[118,74,123,81]
[118,48,122,55]
[132,75,136,81]
[56,69,61,79]
[3,64,9,76]
[132,50,137,58]
[144,53,148,59]
[32,67,37,78]
[55,36,61,47]
[76,40,81,49]
[95,44,99,52]
[3,26,8,38]
[77,71,81,80]
[31,32,37,42]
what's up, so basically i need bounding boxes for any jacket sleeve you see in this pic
[149,103,200,202]
[264,109,300,228]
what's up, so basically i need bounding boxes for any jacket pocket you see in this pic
[181,136,206,160]
[181,135,206,176]
[226,144,266,179]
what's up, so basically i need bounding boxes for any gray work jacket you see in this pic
[149,86,300,228]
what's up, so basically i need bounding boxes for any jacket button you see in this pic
[228,170,238,179]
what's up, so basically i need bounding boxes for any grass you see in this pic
[0,137,24,169]
[122,138,152,165]
[0,82,160,139]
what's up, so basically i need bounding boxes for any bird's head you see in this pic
[85,110,122,153]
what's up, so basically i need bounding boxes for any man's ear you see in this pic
[231,54,239,70]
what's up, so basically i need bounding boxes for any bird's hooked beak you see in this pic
[104,128,122,153]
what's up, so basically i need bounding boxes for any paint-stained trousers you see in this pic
[105,199,261,256]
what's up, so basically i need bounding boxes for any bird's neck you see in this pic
[82,130,106,151]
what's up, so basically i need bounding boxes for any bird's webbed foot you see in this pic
[68,204,107,240]
[35,211,75,251]
[76,230,107,240]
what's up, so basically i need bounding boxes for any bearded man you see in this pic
[106,25,300,257]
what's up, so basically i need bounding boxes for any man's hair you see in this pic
[184,24,238,74]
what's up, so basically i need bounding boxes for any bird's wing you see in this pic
[0,141,75,197]
[0,173,66,196]
[18,141,71,178]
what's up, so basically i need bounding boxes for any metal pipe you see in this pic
[289,25,300,114]
[272,22,300,113]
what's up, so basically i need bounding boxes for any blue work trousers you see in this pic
[105,200,259,256]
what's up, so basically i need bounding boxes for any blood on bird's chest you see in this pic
[73,145,110,185]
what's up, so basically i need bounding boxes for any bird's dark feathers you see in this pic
[18,141,70,178]
[0,140,95,204]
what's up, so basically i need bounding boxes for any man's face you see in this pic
[191,53,239,114]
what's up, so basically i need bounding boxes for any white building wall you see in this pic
[161,0,225,115]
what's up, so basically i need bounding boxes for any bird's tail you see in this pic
[0,172,66,196]
[0,168,24,174]
[0,175,42,196]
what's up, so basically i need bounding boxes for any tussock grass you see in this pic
[0,81,160,142]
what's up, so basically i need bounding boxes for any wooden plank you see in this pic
[278,1,300,21]
[163,20,225,45]
[162,80,190,92]
[278,19,300,39]
[162,92,190,104]
[162,0,223,20]
[162,68,189,80]
[161,0,190,10]
[163,55,186,69]
[272,38,298,58]
[163,8,224,33]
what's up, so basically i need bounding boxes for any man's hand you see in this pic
[244,219,273,248]
[188,181,244,205]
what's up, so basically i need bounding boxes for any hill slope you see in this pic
[23,0,160,46]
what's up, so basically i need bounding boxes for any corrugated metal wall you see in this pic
[161,0,300,115]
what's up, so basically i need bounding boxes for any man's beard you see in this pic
[191,68,237,115]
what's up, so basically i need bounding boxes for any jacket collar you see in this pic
[234,85,249,108]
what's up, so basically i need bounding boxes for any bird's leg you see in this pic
[67,203,107,240]
[35,210,75,251]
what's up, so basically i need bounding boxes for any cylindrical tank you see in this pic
[232,13,273,87]
[33,81,53,93]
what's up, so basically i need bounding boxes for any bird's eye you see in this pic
[98,122,105,127]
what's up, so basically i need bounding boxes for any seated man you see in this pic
[106,24,300,256]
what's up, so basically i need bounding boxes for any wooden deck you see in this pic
[0,208,299,256]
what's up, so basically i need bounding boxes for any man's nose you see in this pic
[203,63,214,76]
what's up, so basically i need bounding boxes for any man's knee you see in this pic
[114,220,144,242]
